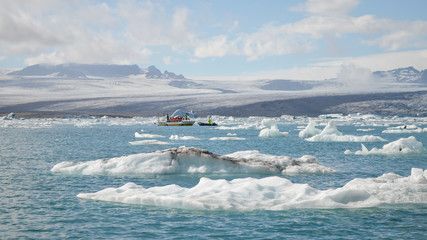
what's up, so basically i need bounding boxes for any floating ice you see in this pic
[129,140,171,145]
[382,125,427,133]
[306,121,386,142]
[51,146,333,175]
[357,128,375,132]
[76,168,427,210]
[209,137,246,141]
[345,136,426,156]
[169,135,200,140]
[298,118,321,138]
[135,132,165,138]
[258,125,288,138]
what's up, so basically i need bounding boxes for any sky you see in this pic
[1,0,427,80]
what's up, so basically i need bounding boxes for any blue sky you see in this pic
[1,0,427,80]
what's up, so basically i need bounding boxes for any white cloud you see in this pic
[291,0,359,16]
[193,0,427,60]
[314,49,427,71]
[192,49,427,81]
[163,56,171,65]
[0,0,195,65]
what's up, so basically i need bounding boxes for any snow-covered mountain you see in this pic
[373,66,427,84]
[7,63,186,79]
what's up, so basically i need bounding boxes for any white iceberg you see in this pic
[345,136,426,155]
[135,132,165,138]
[298,118,321,138]
[258,125,288,138]
[129,140,171,145]
[169,135,201,140]
[77,168,427,210]
[306,121,386,142]
[382,125,427,133]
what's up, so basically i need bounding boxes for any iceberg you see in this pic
[298,118,321,138]
[135,132,165,138]
[129,140,171,145]
[77,168,427,210]
[169,135,201,140]
[306,121,386,142]
[382,125,427,133]
[51,146,333,175]
[258,125,288,138]
[345,136,426,156]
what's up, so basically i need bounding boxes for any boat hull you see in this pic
[156,120,195,126]
[197,122,217,126]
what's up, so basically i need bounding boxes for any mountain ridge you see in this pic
[7,63,186,79]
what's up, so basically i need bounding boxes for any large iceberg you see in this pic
[77,168,427,211]
[306,121,386,142]
[51,146,334,175]
[345,136,426,156]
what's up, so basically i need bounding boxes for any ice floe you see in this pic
[128,140,171,145]
[135,132,165,138]
[305,121,387,142]
[77,168,427,210]
[382,125,427,133]
[209,137,246,141]
[169,135,201,140]
[345,136,426,156]
[51,146,333,175]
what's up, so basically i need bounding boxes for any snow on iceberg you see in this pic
[77,168,427,210]
[345,136,426,156]
[298,118,321,138]
[306,121,386,142]
[51,146,333,175]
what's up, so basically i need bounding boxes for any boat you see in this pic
[197,122,217,126]
[156,119,195,126]
[155,109,196,126]
[197,116,217,126]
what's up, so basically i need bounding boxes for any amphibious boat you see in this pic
[155,109,196,126]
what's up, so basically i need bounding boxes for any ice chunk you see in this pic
[306,121,386,142]
[345,136,426,156]
[129,140,171,145]
[135,132,165,138]
[298,118,321,138]
[382,125,427,133]
[169,135,201,140]
[258,125,288,138]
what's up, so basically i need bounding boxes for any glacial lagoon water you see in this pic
[1,115,426,239]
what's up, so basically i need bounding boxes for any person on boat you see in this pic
[166,114,169,122]
[208,116,212,125]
